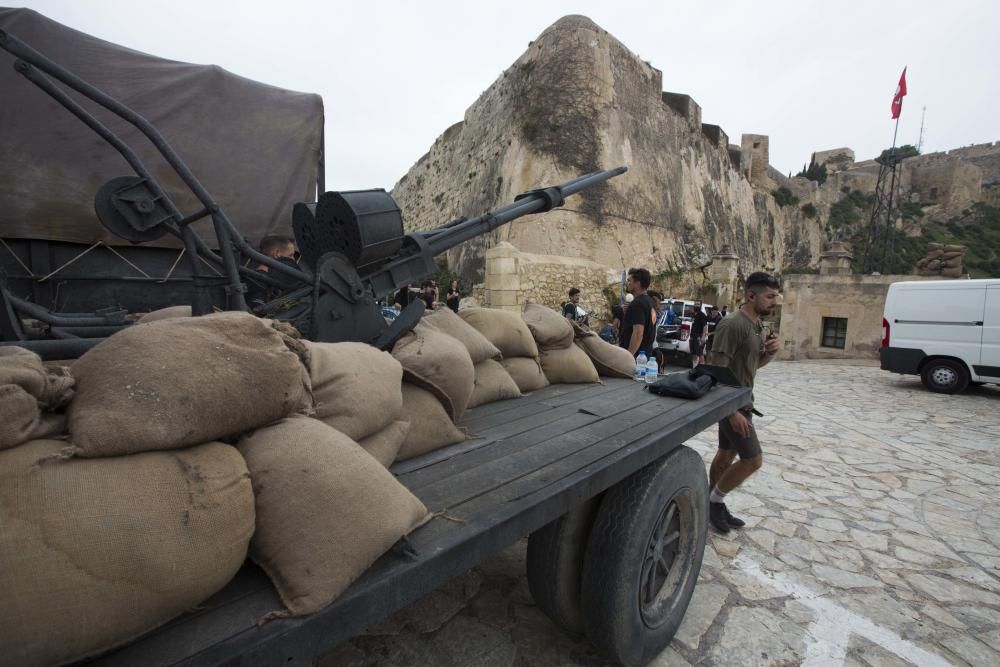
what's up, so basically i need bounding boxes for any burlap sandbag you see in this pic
[0,384,40,450]
[137,305,193,323]
[0,346,46,398]
[0,439,254,667]
[941,258,962,269]
[501,356,550,393]
[238,416,429,616]
[419,308,501,364]
[940,251,963,261]
[392,327,475,421]
[459,308,539,359]
[522,303,574,350]
[576,335,636,379]
[944,244,967,253]
[539,345,601,384]
[397,383,466,461]
[927,242,943,251]
[358,420,410,468]
[305,340,403,441]
[941,266,963,278]
[68,312,311,457]
[468,359,522,408]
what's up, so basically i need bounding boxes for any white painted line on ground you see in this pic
[732,553,952,667]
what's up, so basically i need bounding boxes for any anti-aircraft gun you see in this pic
[0,27,625,358]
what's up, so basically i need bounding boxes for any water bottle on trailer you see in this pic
[634,351,647,381]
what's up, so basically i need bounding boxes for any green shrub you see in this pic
[801,203,818,218]
[772,187,799,208]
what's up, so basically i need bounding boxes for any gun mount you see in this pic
[0,27,626,358]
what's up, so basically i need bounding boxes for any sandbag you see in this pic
[501,356,550,393]
[358,420,410,468]
[459,308,539,359]
[940,258,962,269]
[468,359,522,408]
[36,364,75,410]
[941,266,963,278]
[943,244,967,253]
[522,303,574,350]
[419,308,501,364]
[392,327,474,421]
[539,345,601,384]
[576,335,636,379]
[927,242,943,251]
[924,249,943,260]
[0,384,40,450]
[0,346,46,398]
[305,341,403,440]
[397,383,466,461]
[137,305,193,323]
[238,416,428,615]
[68,312,311,457]
[940,251,963,261]
[0,440,254,667]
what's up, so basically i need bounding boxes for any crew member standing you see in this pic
[705,272,781,533]
[618,268,656,356]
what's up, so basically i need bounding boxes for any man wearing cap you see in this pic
[705,272,781,533]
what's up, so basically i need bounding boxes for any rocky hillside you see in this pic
[390,15,822,286]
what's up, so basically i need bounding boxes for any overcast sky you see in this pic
[15,1,1000,191]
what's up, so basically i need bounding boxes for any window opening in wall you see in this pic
[821,317,848,349]
[929,187,938,201]
[753,142,760,149]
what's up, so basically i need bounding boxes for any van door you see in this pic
[891,284,986,366]
[978,283,1000,379]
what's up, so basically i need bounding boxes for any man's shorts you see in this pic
[689,337,704,356]
[718,412,762,459]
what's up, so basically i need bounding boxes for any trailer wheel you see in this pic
[526,496,601,634]
[581,446,708,667]
[921,358,969,394]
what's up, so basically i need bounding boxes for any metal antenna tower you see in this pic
[917,106,927,153]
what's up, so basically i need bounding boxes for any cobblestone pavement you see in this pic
[322,361,1000,667]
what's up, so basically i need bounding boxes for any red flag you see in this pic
[890,67,907,119]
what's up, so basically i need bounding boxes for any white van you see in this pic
[880,279,1000,393]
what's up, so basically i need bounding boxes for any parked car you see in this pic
[880,279,1000,393]
[657,300,713,360]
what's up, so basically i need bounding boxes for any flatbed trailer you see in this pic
[88,378,750,667]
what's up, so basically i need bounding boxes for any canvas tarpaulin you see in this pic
[0,8,324,248]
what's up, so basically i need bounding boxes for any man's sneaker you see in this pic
[722,503,746,528]
[709,502,731,533]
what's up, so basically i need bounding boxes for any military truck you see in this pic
[0,10,749,666]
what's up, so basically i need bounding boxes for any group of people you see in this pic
[565,268,781,536]
[393,280,462,313]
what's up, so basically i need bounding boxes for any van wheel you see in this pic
[921,359,969,394]
[580,446,707,667]
[526,496,601,635]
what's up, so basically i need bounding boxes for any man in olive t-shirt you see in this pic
[705,272,781,533]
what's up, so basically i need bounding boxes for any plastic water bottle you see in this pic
[645,356,659,384]
[634,351,647,381]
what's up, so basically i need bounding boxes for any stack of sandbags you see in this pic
[0,346,74,449]
[916,242,966,278]
[304,340,407,467]
[421,308,520,408]
[390,323,473,461]
[461,307,549,393]
[66,311,312,456]
[0,439,254,666]
[238,416,429,615]
[522,303,599,384]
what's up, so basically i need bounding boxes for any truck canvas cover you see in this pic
[0,7,324,248]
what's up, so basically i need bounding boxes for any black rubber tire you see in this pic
[526,496,602,634]
[580,446,708,667]
[920,358,970,394]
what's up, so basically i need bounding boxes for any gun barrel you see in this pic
[423,166,626,256]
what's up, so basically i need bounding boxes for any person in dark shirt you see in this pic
[563,287,582,320]
[246,235,298,309]
[446,280,461,313]
[618,267,656,356]
[705,306,723,353]
[689,300,709,367]
[417,280,438,310]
